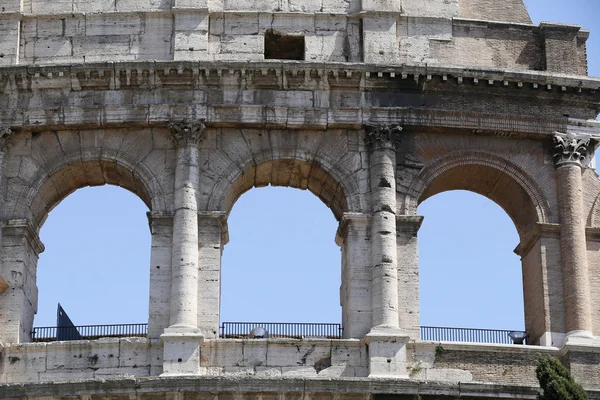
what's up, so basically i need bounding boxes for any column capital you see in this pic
[552,131,593,168]
[198,211,229,245]
[168,119,206,147]
[364,124,403,150]
[146,211,174,234]
[1,219,45,256]
[0,127,12,152]
[335,212,371,245]
[396,215,424,234]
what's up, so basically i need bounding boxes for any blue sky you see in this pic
[34,1,600,333]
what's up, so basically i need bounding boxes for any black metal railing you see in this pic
[31,323,148,342]
[420,326,527,345]
[220,322,343,339]
[30,323,526,345]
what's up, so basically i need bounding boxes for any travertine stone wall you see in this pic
[0,0,599,386]
[458,0,531,23]
[0,0,591,74]
[6,339,600,391]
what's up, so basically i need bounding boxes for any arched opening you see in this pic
[5,155,162,343]
[33,185,151,335]
[215,157,353,339]
[220,187,341,329]
[418,190,524,332]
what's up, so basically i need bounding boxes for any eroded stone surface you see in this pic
[0,0,600,395]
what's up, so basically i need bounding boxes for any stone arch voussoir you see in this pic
[205,149,361,221]
[13,149,167,229]
[403,151,551,237]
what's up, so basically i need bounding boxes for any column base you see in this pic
[562,330,599,347]
[160,325,204,376]
[365,326,410,378]
[539,331,567,347]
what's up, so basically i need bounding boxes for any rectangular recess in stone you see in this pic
[264,29,305,60]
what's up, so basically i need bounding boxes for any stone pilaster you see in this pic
[364,124,408,378]
[148,211,174,341]
[552,132,593,338]
[161,120,205,376]
[197,211,228,338]
[147,212,174,376]
[360,0,399,64]
[396,215,423,340]
[515,223,565,346]
[336,212,372,339]
[0,219,44,344]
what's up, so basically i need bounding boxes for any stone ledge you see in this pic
[0,107,572,139]
[0,375,547,399]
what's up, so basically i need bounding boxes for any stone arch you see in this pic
[206,149,360,220]
[404,151,551,238]
[12,149,166,229]
[587,188,600,227]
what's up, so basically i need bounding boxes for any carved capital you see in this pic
[365,124,403,150]
[0,127,12,152]
[168,119,206,147]
[552,132,592,168]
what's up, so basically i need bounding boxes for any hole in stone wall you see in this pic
[264,29,305,60]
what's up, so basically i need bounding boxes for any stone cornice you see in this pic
[1,61,598,138]
[0,107,572,139]
[0,60,598,92]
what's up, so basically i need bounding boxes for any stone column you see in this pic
[364,124,408,378]
[336,212,372,339]
[161,120,205,376]
[552,132,593,338]
[365,124,402,331]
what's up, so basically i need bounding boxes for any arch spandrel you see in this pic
[3,129,170,228]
